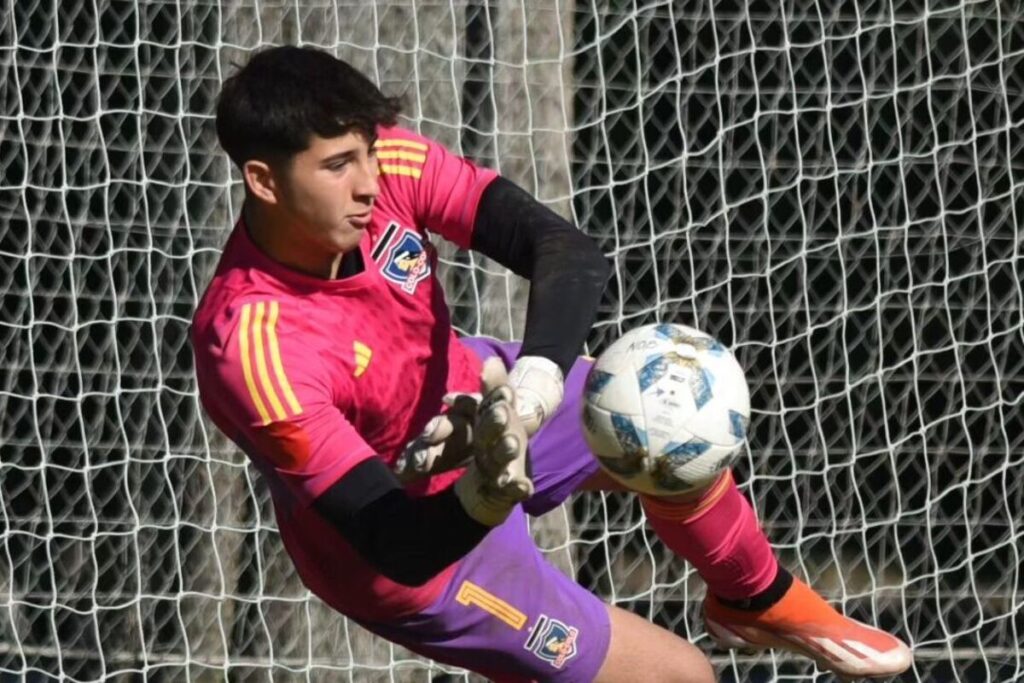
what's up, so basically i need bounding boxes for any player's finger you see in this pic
[419,415,454,445]
[396,437,444,480]
[479,387,514,421]
[506,477,533,501]
[443,391,481,407]
[446,393,480,419]
[490,434,521,464]
[488,385,515,405]
[476,400,510,444]
[495,469,533,501]
[479,357,509,396]
[442,411,473,455]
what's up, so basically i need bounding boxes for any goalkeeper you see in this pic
[192,46,911,681]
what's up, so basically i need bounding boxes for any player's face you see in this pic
[276,130,380,255]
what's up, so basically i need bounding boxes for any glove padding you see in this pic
[454,358,534,526]
[395,393,479,484]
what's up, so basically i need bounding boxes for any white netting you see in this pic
[1,1,1022,681]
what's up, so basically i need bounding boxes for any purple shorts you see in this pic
[360,337,609,682]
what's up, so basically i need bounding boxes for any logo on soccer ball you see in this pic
[380,228,431,294]
[524,614,579,669]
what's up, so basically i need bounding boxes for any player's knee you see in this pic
[678,655,715,683]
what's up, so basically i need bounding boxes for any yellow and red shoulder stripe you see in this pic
[376,137,428,179]
[238,301,303,425]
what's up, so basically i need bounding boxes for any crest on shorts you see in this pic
[524,614,579,669]
[378,226,431,294]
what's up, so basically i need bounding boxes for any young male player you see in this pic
[192,46,912,681]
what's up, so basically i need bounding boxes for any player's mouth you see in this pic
[348,211,372,228]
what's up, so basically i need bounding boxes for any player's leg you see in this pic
[361,505,715,683]
[594,604,714,683]
[531,344,913,677]
[491,335,786,610]
[578,469,783,608]
[391,338,713,681]
[582,468,913,677]
[459,339,900,677]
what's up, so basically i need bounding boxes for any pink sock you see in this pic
[641,471,778,601]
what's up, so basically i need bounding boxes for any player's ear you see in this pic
[242,159,278,205]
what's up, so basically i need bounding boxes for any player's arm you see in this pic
[387,126,609,433]
[396,180,611,480]
[473,177,609,375]
[316,358,531,585]
[471,177,611,431]
[314,457,489,585]
[194,302,522,586]
[195,309,528,587]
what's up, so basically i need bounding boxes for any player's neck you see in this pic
[243,203,345,280]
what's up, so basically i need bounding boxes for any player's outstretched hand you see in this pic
[394,392,479,484]
[454,358,535,526]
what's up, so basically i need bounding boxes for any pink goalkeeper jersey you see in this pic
[191,126,498,622]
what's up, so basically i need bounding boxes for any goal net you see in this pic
[1,1,1021,681]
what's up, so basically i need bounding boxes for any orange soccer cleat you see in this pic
[703,577,913,679]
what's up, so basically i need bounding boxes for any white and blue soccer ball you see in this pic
[581,323,750,495]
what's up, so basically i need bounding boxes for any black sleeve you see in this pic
[312,457,490,586]
[471,176,611,376]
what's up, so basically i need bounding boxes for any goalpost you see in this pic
[1,1,1021,681]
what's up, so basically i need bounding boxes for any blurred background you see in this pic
[0,1,1021,680]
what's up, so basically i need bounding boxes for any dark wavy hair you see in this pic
[216,46,403,168]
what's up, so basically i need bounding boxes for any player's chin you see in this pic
[328,226,365,253]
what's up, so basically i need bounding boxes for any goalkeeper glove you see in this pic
[396,353,563,482]
[394,392,478,484]
[507,355,564,436]
[454,358,534,526]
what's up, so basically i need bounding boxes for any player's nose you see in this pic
[354,158,381,200]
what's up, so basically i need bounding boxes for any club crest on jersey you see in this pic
[379,227,431,294]
[524,614,579,669]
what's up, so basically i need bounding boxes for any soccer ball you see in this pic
[581,323,750,495]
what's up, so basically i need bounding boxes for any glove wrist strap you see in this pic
[508,355,564,435]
